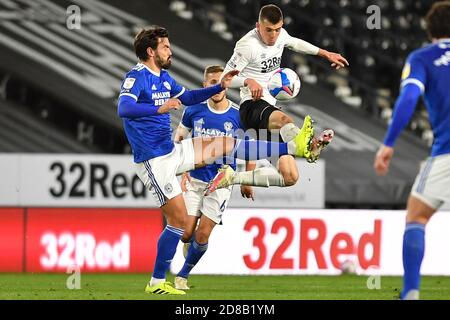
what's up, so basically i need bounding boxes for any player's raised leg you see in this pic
[205,121,334,194]
[191,127,314,167]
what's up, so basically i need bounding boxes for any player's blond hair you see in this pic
[204,65,224,79]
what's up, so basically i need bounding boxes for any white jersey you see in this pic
[224,28,319,106]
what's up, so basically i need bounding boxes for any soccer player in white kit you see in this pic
[374,1,450,300]
[212,4,347,192]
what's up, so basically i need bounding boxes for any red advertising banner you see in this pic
[0,208,24,272]
[26,208,163,273]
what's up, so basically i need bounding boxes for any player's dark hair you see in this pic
[204,65,224,78]
[259,4,283,24]
[425,1,450,39]
[134,26,169,61]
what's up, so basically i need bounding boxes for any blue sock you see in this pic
[232,139,288,160]
[177,240,208,279]
[152,225,184,280]
[401,222,425,299]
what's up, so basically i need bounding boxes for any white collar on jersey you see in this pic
[437,38,450,42]
[140,63,161,77]
[207,99,231,114]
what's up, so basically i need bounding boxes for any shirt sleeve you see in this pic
[383,84,421,147]
[119,72,144,101]
[222,41,253,88]
[168,75,186,98]
[282,29,320,55]
[180,107,192,129]
[400,52,427,94]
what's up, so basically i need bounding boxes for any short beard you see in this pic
[156,55,171,69]
[212,94,225,104]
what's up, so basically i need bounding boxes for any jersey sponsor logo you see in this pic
[123,78,136,89]
[194,126,233,138]
[401,63,411,80]
[224,121,234,131]
[261,56,282,73]
[434,51,450,67]
[151,91,170,100]
[163,81,171,90]
[152,91,171,106]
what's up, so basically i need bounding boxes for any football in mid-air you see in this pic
[268,68,301,101]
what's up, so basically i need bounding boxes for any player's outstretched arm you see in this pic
[318,49,349,70]
[177,70,238,106]
[284,31,349,69]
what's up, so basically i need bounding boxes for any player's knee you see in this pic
[170,213,186,229]
[283,170,299,186]
[280,114,293,126]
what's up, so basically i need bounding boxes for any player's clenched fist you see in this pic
[157,98,181,114]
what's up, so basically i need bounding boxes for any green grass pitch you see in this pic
[0,274,449,300]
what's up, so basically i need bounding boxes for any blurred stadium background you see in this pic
[0,0,449,299]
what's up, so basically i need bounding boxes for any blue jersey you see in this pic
[119,63,185,163]
[181,100,242,182]
[401,39,450,157]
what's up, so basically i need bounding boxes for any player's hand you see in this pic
[240,185,254,201]
[158,98,181,114]
[320,49,349,70]
[181,172,191,192]
[245,78,263,100]
[220,70,240,89]
[374,145,394,176]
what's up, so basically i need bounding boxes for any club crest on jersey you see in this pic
[224,122,233,131]
[163,81,171,90]
[123,78,135,89]
[164,183,173,193]
[260,53,266,59]
[151,84,157,90]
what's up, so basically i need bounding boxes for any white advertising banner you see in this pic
[0,154,324,208]
[0,154,156,207]
[171,209,450,275]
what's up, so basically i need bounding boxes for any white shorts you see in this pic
[135,139,195,207]
[183,177,232,224]
[411,153,450,209]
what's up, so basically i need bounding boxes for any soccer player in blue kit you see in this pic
[173,65,255,290]
[374,1,450,300]
[118,26,315,294]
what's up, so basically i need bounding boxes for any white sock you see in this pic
[287,140,297,155]
[280,123,300,142]
[233,167,285,187]
[150,277,165,286]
